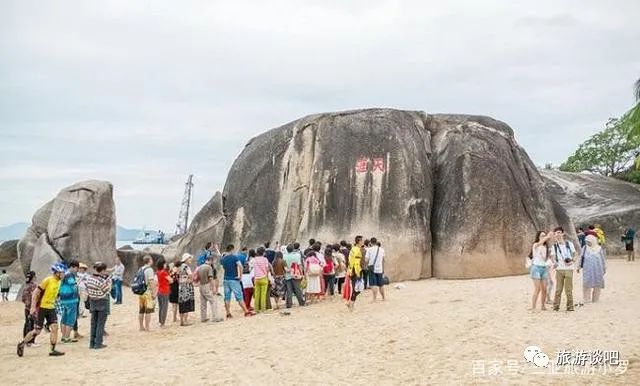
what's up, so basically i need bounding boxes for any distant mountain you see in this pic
[116,226,143,241]
[0,222,142,242]
[0,222,29,241]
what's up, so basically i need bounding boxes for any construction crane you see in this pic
[174,174,194,236]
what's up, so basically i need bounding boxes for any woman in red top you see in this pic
[322,247,336,296]
[156,259,172,327]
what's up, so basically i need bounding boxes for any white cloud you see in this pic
[1,0,639,231]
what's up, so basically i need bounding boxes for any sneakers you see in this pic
[61,338,79,344]
[17,342,25,357]
[49,350,65,356]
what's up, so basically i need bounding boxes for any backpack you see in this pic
[197,250,209,266]
[131,267,148,295]
[360,247,368,271]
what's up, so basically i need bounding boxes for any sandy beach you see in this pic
[1,259,638,385]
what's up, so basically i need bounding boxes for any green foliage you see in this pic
[624,169,640,184]
[560,117,640,177]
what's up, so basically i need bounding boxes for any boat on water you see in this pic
[132,230,168,245]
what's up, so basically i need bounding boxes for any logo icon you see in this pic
[524,346,549,368]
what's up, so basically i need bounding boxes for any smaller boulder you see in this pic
[0,240,19,266]
[116,249,165,285]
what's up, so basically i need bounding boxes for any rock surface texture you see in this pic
[542,170,640,256]
[116,248,164,285]
[17,180,117,280]
[0,239,19,267]
[188,108,573,279]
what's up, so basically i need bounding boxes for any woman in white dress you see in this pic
[528,231,553,311]
[304,250,323,303]
[578,234,606,303]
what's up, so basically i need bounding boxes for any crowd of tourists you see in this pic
[16,257,125,357]
[15,235,387,357]
[527,224,635,311]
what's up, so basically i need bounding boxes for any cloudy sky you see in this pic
[1,0,638,231]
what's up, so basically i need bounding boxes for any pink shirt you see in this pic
[253,256,270,279]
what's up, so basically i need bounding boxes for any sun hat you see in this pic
[181,253,193,263]
[79,263,88,269]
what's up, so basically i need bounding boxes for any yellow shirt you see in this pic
[348,247,362,278]
[39,275,62,310]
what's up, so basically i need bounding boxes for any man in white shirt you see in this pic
[365,239,386,302]
[550,227,576,311]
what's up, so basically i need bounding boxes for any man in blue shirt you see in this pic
[237,247,248,266]
[221,244,254,318]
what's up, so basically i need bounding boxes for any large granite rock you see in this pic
[0,239,19,266]
[185,108,572,280]
[222,109,434,280]
[17,200,54,274]
[17,180,117,280]
[175,191,227,259]
[116,249,164,285]
[542,170,640,256]
[429,115,573,278]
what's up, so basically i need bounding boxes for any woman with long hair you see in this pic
[177,254,196,326]
[271,251,286,310]
[528,230,553,311]
[169,262,180,323]
[305,250,323,303]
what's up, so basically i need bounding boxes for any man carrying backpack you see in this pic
[550,227,577,312]
[133,255,157,332]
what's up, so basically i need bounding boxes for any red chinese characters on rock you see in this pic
[355,158,369,173]
[372,157,386,172]
[355,157,386,173]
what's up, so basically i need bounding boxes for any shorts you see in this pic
[138,291,155,314]
[369,272,385,287]
[36,307,58,328]
[59,303,79,326]
[1,287,9,293]
[530,265,548,280]
[223,280,243,302]
[626,243,634,252]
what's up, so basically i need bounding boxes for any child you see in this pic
[241,260,254,311]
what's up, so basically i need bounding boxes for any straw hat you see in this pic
[79,263,88,269]
[181,253,193,263]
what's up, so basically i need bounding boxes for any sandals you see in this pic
[17,342,25,357]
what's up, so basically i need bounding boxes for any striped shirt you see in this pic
[85,274,111,299]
